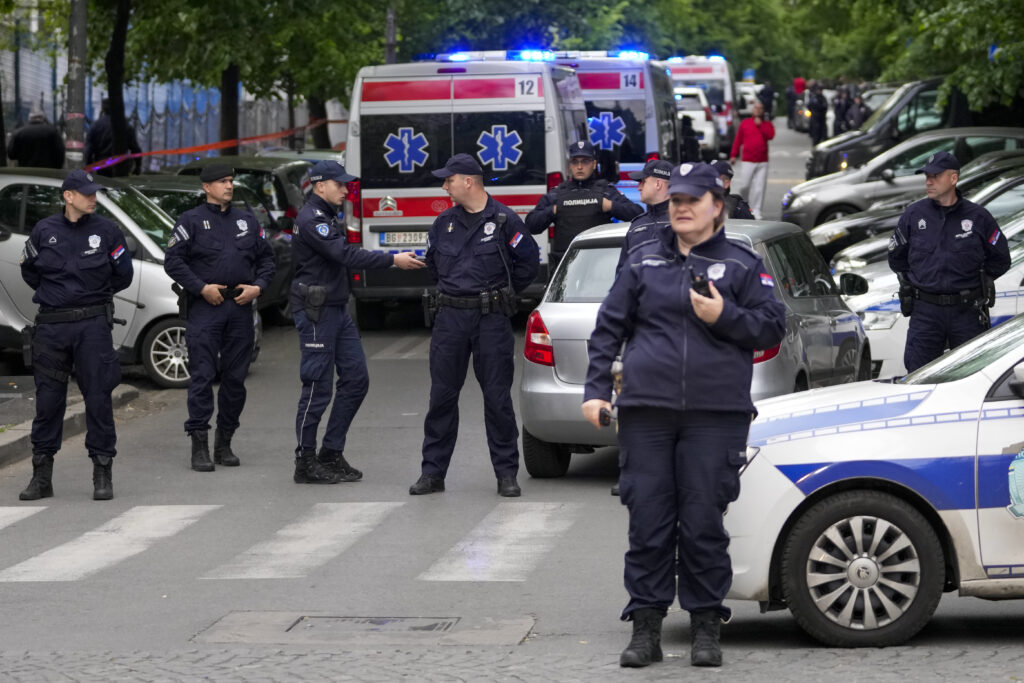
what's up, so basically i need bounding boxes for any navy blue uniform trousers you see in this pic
[184,299,254,433]
[32,316,120,458]
[293,306,368,454]
[617,407,749,621]
[904,300,987,373]
[421,307,519,479]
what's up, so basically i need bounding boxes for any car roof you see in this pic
[0,167,133,190]
[572,219,803,247]
[122,174,206,192]
[177,155,313,172]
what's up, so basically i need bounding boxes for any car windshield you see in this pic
[546,239,621,303]
[860,82,913,132]
[104,187,176,250]
[901,313,1024,384]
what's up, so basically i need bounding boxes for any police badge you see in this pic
[88,234,101,249]
[961,219,973,232]
[484,222,496,236]
[707,262,726,280]
[236,219,249,233]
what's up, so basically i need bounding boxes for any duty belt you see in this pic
[35,304,109,324]
[436,290,503,312]
[914,287,983,306]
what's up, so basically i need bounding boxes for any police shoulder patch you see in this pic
[315,223,331,237]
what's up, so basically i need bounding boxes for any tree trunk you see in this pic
[307,94,331,149]
[219,63,240,156]
[0,70,7,166]
[104,0,132,176]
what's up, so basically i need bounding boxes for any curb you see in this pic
[0,384,140,469]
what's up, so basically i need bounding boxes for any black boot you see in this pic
[293,449,343,484]
[19,454,54,501]
[690,611,722,667]
[190,430,214,472]
[317,447,361,481]
[213,428,240,467]
[619,608,664,668]
[91,455,113,501]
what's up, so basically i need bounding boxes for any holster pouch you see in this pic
[498,286,518,317]
[303,285,327,323]
[898,283,914,317]
[172,283,190,320]
[982,272,996,308]
[21,325,34,369]
[422,289,437,328]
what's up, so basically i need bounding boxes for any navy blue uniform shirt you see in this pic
[889,191,1010,293]
[616,198,670,275]
[586,226,786,414]
[20,211,133,307]
[289,193,393,309]
[164,202,275,296]
[427,195,539,296]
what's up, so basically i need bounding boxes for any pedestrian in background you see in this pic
[711,160,755,219]
[678,116,702,163]
[757,80,775,119]
[888,151,1010,372]
[410,154,539,497]
[583,162,785,669]
[845,94,871,130]
[833,89,850,136]
[729,100,774,219]
[785,82,798,129]
[7,107,64,169]
[164,165,275,473]
[18,170,134,501]
[807,83,828,145]
[290,161,424,484]
[84,98,142,176]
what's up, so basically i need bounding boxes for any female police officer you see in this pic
[583,162,785,668]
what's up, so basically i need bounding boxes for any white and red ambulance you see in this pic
[344,53,588,328]
[663,55,740,154]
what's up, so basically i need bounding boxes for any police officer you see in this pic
[164,164,276,472]
[19,169,134,501]
[525,140,642,270]
[710,160,755,220]
[410,154,539,497]
[291,160,424,484]
[583,162,785,668]
[888,151,1010,373]
[617,160,673,275]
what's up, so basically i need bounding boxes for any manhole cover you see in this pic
[290,616,459,633]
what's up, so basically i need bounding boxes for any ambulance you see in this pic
[664,55,740,154]
[344,52,588,328]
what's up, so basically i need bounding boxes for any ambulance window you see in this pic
[586,100,646,164]
[359,113,453,189]
[680,80,724,108]
[453,111,546,187]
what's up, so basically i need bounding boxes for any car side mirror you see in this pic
[839,272,869,296]
[122,231,141,257]
[880,168,895,182]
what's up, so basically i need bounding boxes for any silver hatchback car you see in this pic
[519,221,870,478]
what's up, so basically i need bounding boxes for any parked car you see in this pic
[860,86,897,115]
[674,86,719,159]
[729,313,1024,646]
[783,126,1024,229]
[255,147,346,165]
[737,82,760,117]
[0,169,261,388]
[123,174,295,323]
[519,220,870,477]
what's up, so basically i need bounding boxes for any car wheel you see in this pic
[857,347,872,381]
[836,340,860,381]
[141,319,190,389]
[781,490,944,647]
[815,204,859,226]
[353,299,385,331]
[522,427,571,478]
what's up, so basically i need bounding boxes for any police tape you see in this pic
[84,118,348,172]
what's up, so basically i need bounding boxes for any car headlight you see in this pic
[810,227,848,246]
[834,258,867,273]
[789,193,816,210]
[859,309,900,330]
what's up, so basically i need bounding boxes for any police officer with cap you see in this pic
[526,139,642,270]
[616,159,674,274]
[888,150,1010,372]
[711,160,755,220]
[164,164,276,472]
[290,160,424,484]
[410,153,539,497]
[19,169,134,501]
[583,162,785,668]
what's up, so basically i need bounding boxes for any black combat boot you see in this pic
[19,453,55,501]
[690,611,723,667]
[317,447,361,481]
[213,428,240,467]
[190,430,214,472]
[619,608,664,668]
[294,449,343,484]
[91,455,113,501]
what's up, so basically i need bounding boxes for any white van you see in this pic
[663,55,740,154]
[344,53,588,328]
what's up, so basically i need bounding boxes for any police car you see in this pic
[730,313,1024,646]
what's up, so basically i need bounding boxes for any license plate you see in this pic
[380,231,428,246]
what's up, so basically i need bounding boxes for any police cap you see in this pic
[710,160,734,179]
[431,153,483,178]
[567,139,596,159]
[308,160,356,184]
[627,159,674,181]
[916,151,960,175]
[667,162,725,198]
[199,164,234,183]
[61,169,104,195]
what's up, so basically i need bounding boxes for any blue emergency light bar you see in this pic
[425,49,654,63]
[610,50,650,61]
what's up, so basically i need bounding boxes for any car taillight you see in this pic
[346,180,361,218]
[646,152,660,161]
[752,344,781,364]
[346,226,362,245]
[546,171,563,191]
[524,310,555,366]
[704,106,713,120]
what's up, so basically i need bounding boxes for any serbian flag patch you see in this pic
[110,245,125,259]
[509,231,523,247]
[989,229,1001,245]
[759,273,774,287]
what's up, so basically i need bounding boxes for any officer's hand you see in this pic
[201,283,225,305]
[690,279,724,325]
[729,157,738,165]
[601,198,612,212]
[582,399,612,429]
[552,204,557,215]
[234,284,261,305]
[394,252,427,270]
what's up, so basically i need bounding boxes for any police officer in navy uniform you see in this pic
[290,160,424,484]
[616,159,673,276]
[711,160,755,220]
[889,151,1010,372]
[164,164,275,472]
[410,154,539,497]
[526,139,642,270]
[19,170,134,501]
[583,162,785,668]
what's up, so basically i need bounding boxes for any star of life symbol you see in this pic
[1009,448,1024,519]
[588,111,627,150]
[88,234,101,249]
[383,127,429,173]
[476,125,523,171]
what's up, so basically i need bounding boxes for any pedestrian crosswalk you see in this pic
[0,502,604,584]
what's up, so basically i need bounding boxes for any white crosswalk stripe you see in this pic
[369,334,432,360]
[0,506,45,531]
[418,502,583,582]
[201,502,403,580]
[0,505,219,582]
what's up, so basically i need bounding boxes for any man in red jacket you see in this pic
[729,100,775,219]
